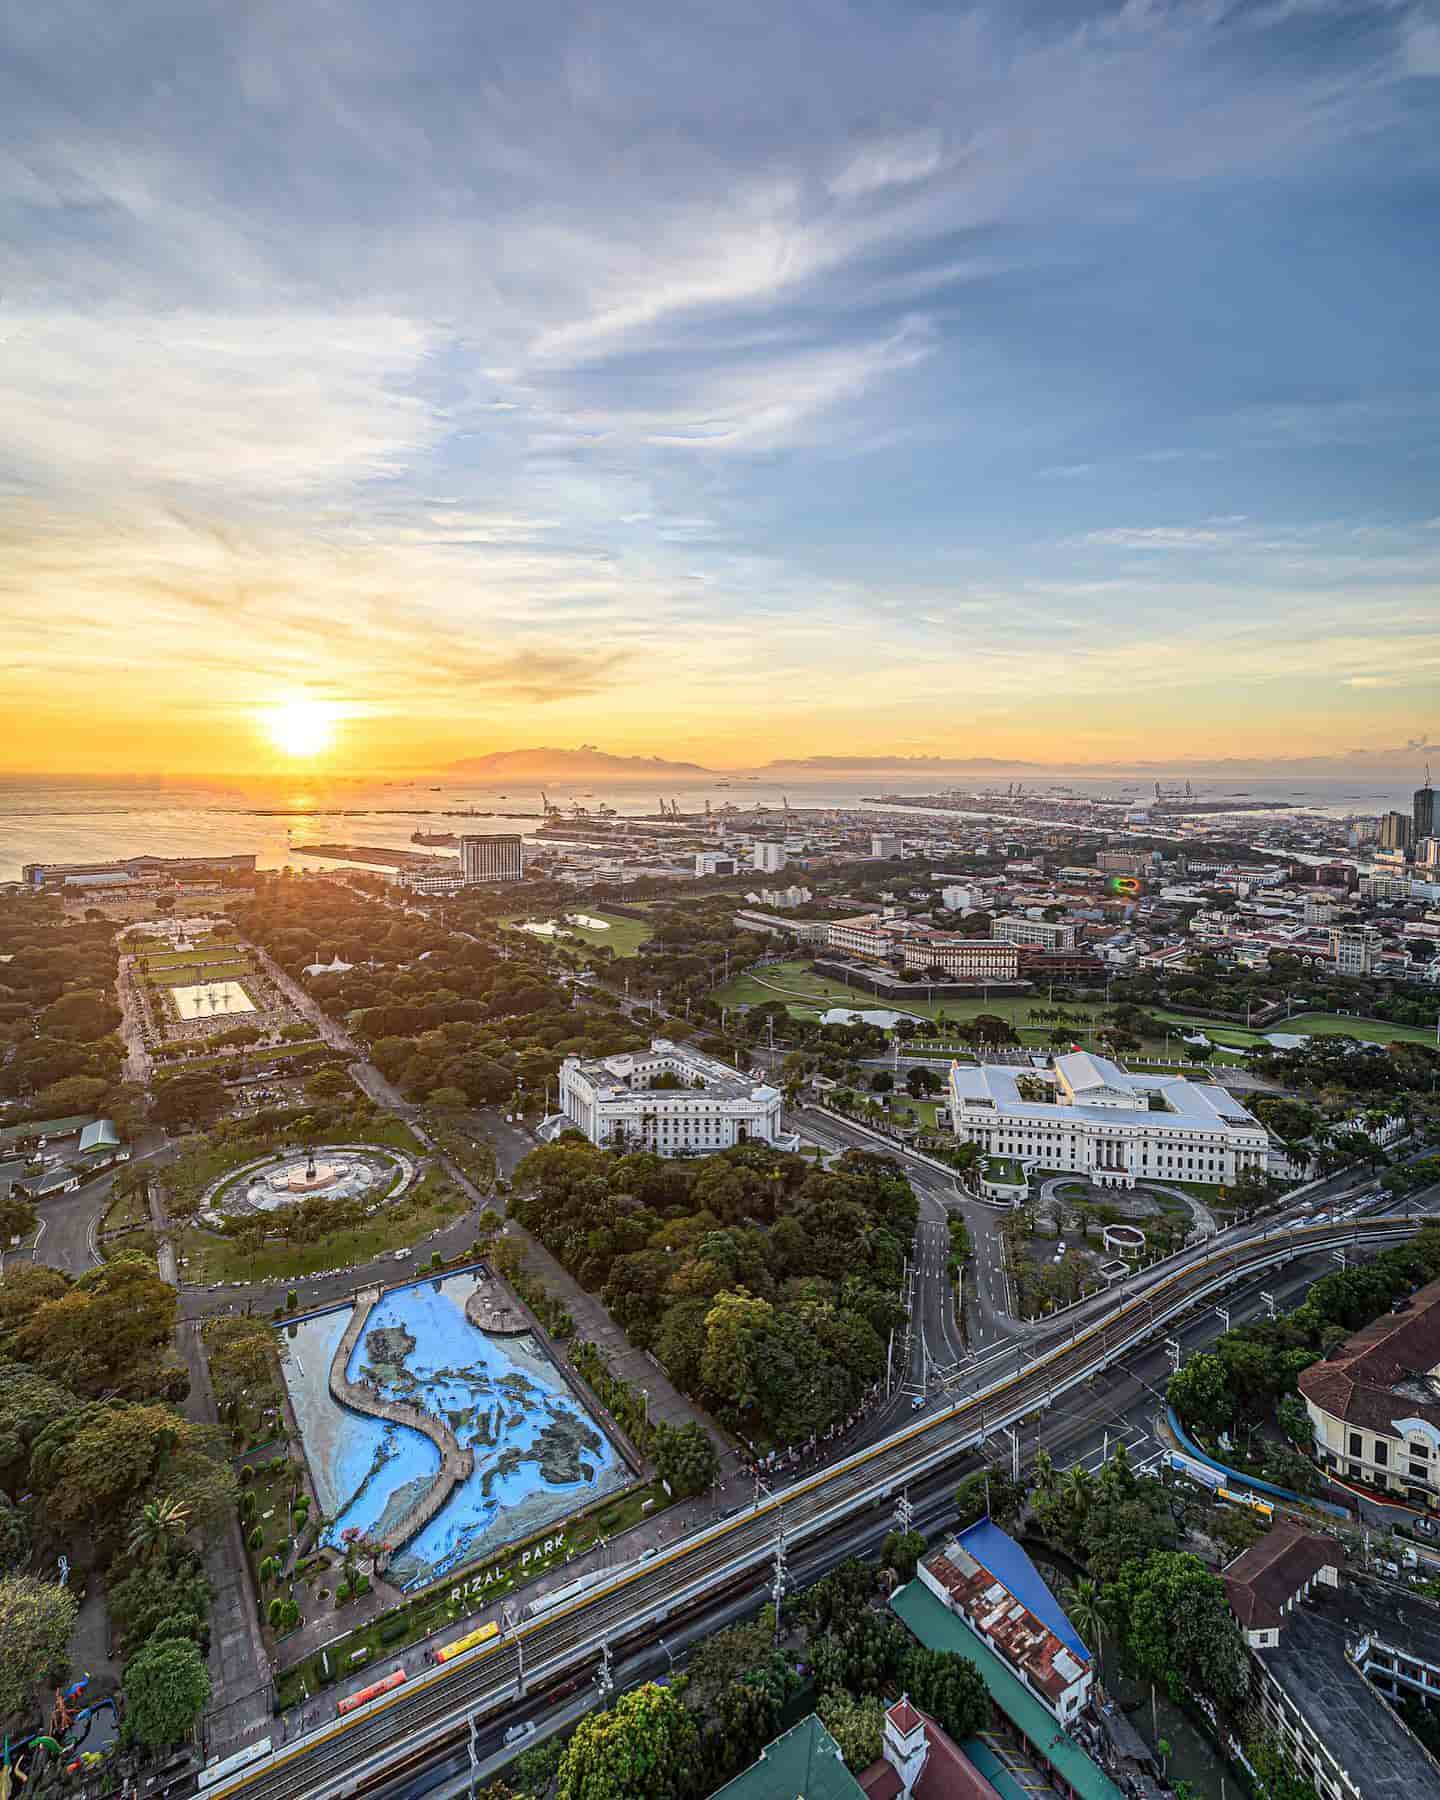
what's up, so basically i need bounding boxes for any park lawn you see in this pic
[159,1039,329,1074]
[894,1099,943,1129]
[1150,1008,1436,1050]
[562,911,653,957]
[145,961,255,987]
[504,910,654,958]
[274,1477,670,1706]
[102,1181,151,1233]
[181,1166,467,1283]
[167,1113,424,1207]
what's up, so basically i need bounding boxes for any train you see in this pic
[337,1669,407,1716]
[432,1621,499,1665]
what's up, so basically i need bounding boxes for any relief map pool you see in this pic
[280,1269,629,1590]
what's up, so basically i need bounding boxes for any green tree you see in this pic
[880,1529,927,1584]
[0,1490,32,1575]
[1247,1736,1322,1800]
[817,1690,886,1769]
[651,1421,720,1498]
[107,1555,212,1655]
[1166,1353,1233,1436]
[953,1467,1025,1530]
[902,1646,989,1741]
[127,1495,193,1562]
[123,1634,212,1748]
[0,1192,38,1246]
[0,1574,77,1716]
[1111,1550,1250,1709]
[1063,1576,1109,1660]
[1277,1395,1315,1448]
[556,1682,700,1800]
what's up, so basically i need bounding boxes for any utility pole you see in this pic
[770,1515,789,1641]
[468,1708,483,1798]
[596,1638,614,1700]
[1164,1336,1182,1374]
[1001,1425,1020,1483]
[1260,1291,1276,1320]
[1213,1304,1230,1333]
[893,1488,915,1534]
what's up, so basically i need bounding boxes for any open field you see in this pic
[145,959,253,987]
[505,909,653,958]
[712,963,1436,1055]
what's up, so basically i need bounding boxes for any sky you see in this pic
[3,0,1439,775]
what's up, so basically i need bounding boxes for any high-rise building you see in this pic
[1378,811,1412,854]
[870,833,902,859]
[751,841,787,874]
[1416,776,1437,847]
[459,834,524,883]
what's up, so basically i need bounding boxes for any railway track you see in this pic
[209,1212,1425,1800]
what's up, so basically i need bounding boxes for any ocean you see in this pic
[0,769,1415,885]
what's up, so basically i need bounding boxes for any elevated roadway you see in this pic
[207,1210,1428,1800]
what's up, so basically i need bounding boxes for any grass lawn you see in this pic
[167,1114,424,1208]
[102,1181,151,1233]
[274,1477,670,1706]
[890,1099,943,1130]
[1151,1008,1437,1050]
[181,1166,467,1283]
[145,961,254,988]
[504,909,653,958]
[982,1155,1027,1185]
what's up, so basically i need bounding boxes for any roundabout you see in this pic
[200,1143,418,1227]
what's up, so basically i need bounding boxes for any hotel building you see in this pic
[460,834,525,883]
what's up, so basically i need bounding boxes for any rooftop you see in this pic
[1256,1578,1440,1799]
[1222,1519,1340,1631]
[949,1054,1261,1133]
[562,1037,779,1105]
[890,1582,1122,1800]
[1299,1276,1440,1434]
[711,1712,864,1800]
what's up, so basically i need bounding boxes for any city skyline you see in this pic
[4,0,1439,775]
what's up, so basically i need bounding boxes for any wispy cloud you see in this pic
[1,0,1438,767]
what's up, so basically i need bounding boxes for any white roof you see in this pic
[950,1059,1262,1132]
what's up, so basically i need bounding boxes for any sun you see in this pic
[262,699,336,759]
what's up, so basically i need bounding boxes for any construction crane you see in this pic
[541,791,562,819]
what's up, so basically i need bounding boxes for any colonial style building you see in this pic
[1299,1277,1440,1508]
[947,1050,1270,1191]
[553,1038,797,1157]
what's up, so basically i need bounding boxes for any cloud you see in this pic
[829,131,946,199]
[1,312,437,495]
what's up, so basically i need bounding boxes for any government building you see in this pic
[947,1050,1270,1190]
[553,1039,798,1157]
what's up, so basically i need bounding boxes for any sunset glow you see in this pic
[261,700,337,761]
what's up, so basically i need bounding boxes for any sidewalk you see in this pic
[178,1321,274,1757]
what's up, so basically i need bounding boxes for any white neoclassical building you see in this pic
[947,1050,1270,1190]
[554,1039,799,1157]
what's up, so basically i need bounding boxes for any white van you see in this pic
[503,1721,537,1746]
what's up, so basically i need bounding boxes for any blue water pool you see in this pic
[279,1270,628,1588]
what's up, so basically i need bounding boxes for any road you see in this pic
[204,1210,1426,1800]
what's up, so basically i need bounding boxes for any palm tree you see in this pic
[1064,1575,1108,1663]
[128,1495,192,1562]
[1060,1461,1094,1526]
